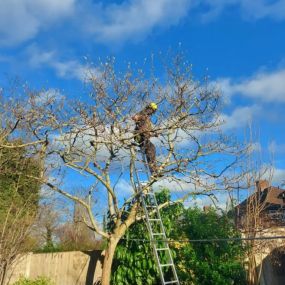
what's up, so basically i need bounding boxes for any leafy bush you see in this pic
[34,244,63,253]
[112,190,246,285]
[111,189,183,285]
[12,276,54,285]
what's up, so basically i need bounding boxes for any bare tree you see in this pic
[0,192,37,285]
[55,192,102,250]
[242,177,268,285]
[32,203,61,249]
[235,138,283,285]
[5,55,241,284]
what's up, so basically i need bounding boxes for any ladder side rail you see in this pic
[141,192,179,284]
[139,192,167,283]
[133,151,180,284]
[132,158,166,283]
[140,154,180,285]
[148,194,180,284]
[150,194,180,282]
[148,194,166,232]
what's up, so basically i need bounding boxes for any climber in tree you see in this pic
[132,102,159,176]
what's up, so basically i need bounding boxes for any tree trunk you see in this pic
[101,237,120,285]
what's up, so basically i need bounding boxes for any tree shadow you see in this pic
[257,246,285,285]
[83,250,103,285]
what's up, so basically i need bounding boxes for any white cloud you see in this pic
[219,105,261,131]
[114,179,134,197]
[27,46,98,81]
[154,177,196,192]
[249,142,262,153]
[200,0,238,22]
[81,0,285,46]
[2,0,285,48]
[114,176,222,208]
[79,0,193,44]
[184,191,231,210]
[240,0,285,21]
[218,69,285,103]
[0,0,193,47]
[0,0,75,46]
[271,168,285,185]
[146,165,285,209]
[35,89,65,104]
[51,60,97,81]
[201,0,285,21]
[268,141,285,155]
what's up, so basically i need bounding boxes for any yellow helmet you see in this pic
[149,102,158,111]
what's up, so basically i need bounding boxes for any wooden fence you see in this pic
[6,251,103,285]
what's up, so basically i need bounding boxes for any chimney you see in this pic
[256,180,269,192]
[203,205,211,213]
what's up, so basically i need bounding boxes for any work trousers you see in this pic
[140,139,157,174]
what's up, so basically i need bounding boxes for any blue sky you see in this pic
[0,0,284,191]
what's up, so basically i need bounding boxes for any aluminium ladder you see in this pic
[133,153,180,285]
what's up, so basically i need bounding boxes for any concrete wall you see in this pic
[6,251,103,285]
[244,227,285,285]
[5,246,285,285]
[260,255,285,285]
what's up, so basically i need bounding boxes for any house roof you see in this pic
[262,186,285,206]
[237,180,285,209]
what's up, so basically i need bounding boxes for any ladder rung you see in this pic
[164,281,179,284]
[160,263,174,267]
[135,158,180,284]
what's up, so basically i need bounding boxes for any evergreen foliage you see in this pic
[111,190,246,285]
[111,189,183,285]
[174,207,246,285]
[0,141,40,216]
[0,140,42,285]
